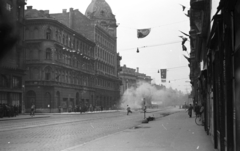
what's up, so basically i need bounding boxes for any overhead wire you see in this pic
[119,20,189,30]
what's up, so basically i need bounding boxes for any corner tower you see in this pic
[85,0,117,37]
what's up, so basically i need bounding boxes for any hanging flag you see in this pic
[179,36,188,51]
[183,55,191,62]
[160,69,167,83]
[136,47,139,53]
[137,28,151,38]
[179,36,188,45]
[182,44,187,51]
[179,4,186,11]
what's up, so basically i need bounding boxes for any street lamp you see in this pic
[142,98,146,119]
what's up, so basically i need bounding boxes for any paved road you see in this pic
[0,109,172,151]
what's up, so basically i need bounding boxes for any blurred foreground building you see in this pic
[188,0,240,150]
[0,0,26,113]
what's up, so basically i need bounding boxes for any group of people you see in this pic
[187,103,204,118]
[0,104,20,118]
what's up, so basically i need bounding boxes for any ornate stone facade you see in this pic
[24,7,95,112]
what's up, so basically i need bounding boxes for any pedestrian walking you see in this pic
[79,106,82,114]
[58,106,61,113]
[127,105,132,115]
[188,104,193,118]
[30,104,35,116]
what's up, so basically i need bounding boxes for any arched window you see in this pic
[46,48,52,60]
[25,27,29,40]
[55,30,58,41]
[63,34,65,45]
[29,50,33,60]
[59,31,62,42]
[45,67,52,80]
[46,28,52,40]
[34,27,38,39]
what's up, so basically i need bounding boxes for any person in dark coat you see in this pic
[188,104,193,118]
[127,105,132,115]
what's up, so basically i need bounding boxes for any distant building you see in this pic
[119,65,152,96]
[24,6,95,113]
[135,67,152,84]
[118,65,137,96]
[0,0,26,113]
[50,0,122,109]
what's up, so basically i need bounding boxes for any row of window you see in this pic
[96,78,114,89]
[0,75,21,89]
[29,67,94,87]
[56,50,94,71]
[28,66,116,89]
[26,48,94,72]
[97,62,114,75]
[25,26,94,58]
[97,47,114,64]
[96,33,115,51]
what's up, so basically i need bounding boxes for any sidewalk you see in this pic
[64,110,216,151]
[0,110,119,121]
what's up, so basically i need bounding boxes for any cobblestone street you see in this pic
[0,110,163,151]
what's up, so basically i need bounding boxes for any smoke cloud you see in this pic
[120,82,188,109]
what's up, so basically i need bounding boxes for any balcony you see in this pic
[190,0,205,10]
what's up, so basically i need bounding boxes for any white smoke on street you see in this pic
[120,82,187,109]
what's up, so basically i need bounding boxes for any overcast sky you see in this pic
[26,0,191,93]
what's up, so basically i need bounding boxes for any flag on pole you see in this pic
[183,55,191,62]
[179,4,186,11]
[160,69,167,83]
[179,36,188,51]
[137,28,151,38]
[182,44,187,51]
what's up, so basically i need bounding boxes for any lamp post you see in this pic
[143,98,146,119]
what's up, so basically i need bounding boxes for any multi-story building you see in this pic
[24,6,96,112]
[135,67,152,84]
[188,0,240,150]
[118,65,137,96]
[119,65,152,97]
[0,0,26,113]
[50,0,122,110]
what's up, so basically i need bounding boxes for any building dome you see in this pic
[85,0,115,20]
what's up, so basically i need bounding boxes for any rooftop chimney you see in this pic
[62,9,67,13]
[136,67,139,73]
[44,10,49,14]
[27,6,32,10]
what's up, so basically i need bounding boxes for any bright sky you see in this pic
[26,0,191,93]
